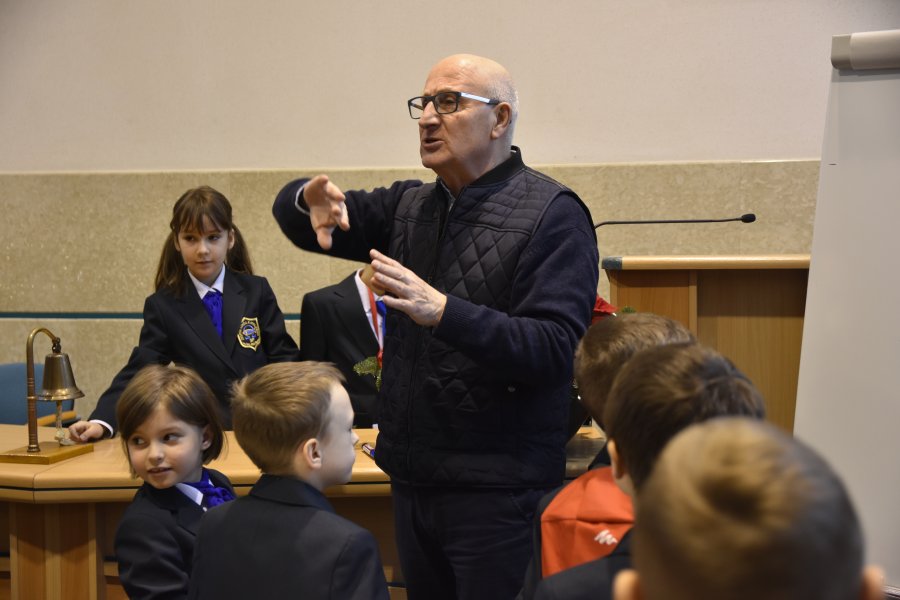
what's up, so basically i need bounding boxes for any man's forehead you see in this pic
[423,62,481,94]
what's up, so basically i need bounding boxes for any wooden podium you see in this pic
[603,255,809,432]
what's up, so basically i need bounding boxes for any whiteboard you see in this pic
[795,29,900,591]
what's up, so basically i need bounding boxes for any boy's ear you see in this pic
[612,569,644,600]
[608,440,635,498]
[200,425,212,451]
[301,438,322,470]
[608,440,626,479]
[859,565,884,600]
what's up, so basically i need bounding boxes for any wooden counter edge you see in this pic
[602,254,811,270]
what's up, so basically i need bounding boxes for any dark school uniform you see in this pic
[189,474,389,600]
[90,268,299,430]
[116,469,234,600]
[300,271,381,427]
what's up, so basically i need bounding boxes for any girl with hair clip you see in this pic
[114,364,234,600]
[69,185,299,442]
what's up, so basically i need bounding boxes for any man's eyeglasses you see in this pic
[407,91,500,119]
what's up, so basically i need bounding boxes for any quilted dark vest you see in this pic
[374,167,589,488]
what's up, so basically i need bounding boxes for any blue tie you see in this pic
[375,299,387,338]
[202,289,223,339]
[184,469,235,508]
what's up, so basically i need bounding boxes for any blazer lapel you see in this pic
[334,275,380,354]
[173,286,235,372]
[145,485,204,536]
[221,270,247,358]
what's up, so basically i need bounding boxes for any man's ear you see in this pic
[612,569,644,600]
[490,103,512,140]
[859,565,884,600]
[301,438,322,470]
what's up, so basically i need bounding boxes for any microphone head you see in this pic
[741,213,756,223]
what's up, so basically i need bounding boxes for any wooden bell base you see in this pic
[0,440,93,464]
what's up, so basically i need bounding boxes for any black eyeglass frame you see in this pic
[407,91,500,119]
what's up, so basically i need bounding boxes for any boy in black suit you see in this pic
[114,364,234,600]
[614,418,884,600]
[519,314,693,599]
[532,343,766,600]
[300,266,385,427]
[188,362,389,600]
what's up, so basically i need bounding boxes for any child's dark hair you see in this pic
[117,364,226,477]
[603,342,766,492]
[155,186,253,293]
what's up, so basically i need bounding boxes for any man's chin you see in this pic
[420,151,442,172]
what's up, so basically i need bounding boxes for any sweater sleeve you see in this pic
[434,193,599,386]
[272,177,423,261]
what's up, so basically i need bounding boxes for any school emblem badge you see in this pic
[237,317,261,351]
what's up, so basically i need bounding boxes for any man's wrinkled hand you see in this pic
[370,249,447,327]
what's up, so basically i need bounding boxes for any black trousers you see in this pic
[392,482,551,600]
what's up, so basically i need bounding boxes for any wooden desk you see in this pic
[603,255,809,432]
[0,426,393,600]
[0,425,603,599]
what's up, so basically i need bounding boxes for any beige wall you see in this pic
[1,1,899,171]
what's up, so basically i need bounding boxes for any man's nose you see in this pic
[419,100,440,126]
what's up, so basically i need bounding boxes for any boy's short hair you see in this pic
[603,342,766,491]
[117,364,226,476]
[574,313,693,425]
[633,418,865,600]
[231,361,345,474]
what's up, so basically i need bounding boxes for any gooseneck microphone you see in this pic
[594,213,756,229]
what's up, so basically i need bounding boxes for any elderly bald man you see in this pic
[273,54,599,600]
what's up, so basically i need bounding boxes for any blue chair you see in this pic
[0,363,76,425]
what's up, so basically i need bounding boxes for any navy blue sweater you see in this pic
[273,148,599,488]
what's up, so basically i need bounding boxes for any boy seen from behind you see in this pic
[188,362,389,600]
[520,313,694,599]
[614,418,884,600]
[532,342,766,600]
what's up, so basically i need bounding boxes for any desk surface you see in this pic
[0,424,604,504]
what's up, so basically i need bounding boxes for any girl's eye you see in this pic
[129,437,145,447]
[163,433,180,442]
[208,235,220,241]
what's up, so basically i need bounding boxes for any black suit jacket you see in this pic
[189,474,389,600]
[116,470,233,600]
[91,269,299,430]
[300,273,380,426]
[533,530,633,600]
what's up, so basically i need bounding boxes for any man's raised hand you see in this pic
[305,175,349,250]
